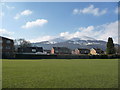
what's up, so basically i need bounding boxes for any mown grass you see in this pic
[2,59,118,88]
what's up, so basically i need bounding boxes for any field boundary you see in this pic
[13,54,120,59]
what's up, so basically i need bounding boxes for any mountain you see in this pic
[32,36,110,51]
[38,36,96,44]
[50,37,67,43]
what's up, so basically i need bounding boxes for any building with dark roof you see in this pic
[90,48,104,55]
[74,48,90,55]
[44,49,51,55]
[0,36,14,58]
[51,47,71,55]
[17,47,43,54]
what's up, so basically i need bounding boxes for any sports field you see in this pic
[2,59,118,88]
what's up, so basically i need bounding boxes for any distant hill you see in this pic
[32,37,118,51]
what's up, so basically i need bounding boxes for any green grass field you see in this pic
[2,59,118,88]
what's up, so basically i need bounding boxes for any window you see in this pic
[56,50,58,52]
[32,49,36,52]
[6,40,11,44]
[0,46,2,49]
[6,46,11,49]
[0,40,2,43]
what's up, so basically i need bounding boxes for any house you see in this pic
[73,48,90,55]
[51,47,71,55]
[71,50,76,55]
[0,36,14,58]
[90,48,104,55]
[44,49,51,55]
[18,47,43,54]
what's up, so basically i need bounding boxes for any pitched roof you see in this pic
[53,47,71,51]
[0,36,13,41]
[91,48,104,53]
[53,47,68,49]
[77,48,90,51]
[18,46,43,49]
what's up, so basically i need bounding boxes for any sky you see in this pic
[0,2,119,43]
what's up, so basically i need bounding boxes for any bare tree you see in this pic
[14,39,31,52]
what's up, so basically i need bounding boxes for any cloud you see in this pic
[59,26,95,40]
[0,28,14,38]
[14,10,32,20]
[79,26,94,32]
[29,21,118,43]
[73,9,79,14]
[21,19,48,29]
[73,5,107,16]
[60,32,69,37]
[98,21,118,43]
[21,10,32,16]
[60,21,118,43]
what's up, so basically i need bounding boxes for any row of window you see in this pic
[0,46,11,49]
[0,40,12,44]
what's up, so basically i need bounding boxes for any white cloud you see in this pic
[21,19,48,29]
[98,21,118,43]
[73,9,79,14]
[79,26,94,32]
[14,10,32,20]
[60,21,118,43]
[21,10,32,16]
[0,28,14,38]
[73,5,107,16]
[60,32,69,37]
[59,26,95,40]
[29,21,118,43]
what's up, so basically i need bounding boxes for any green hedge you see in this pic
[15,54,120,59]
